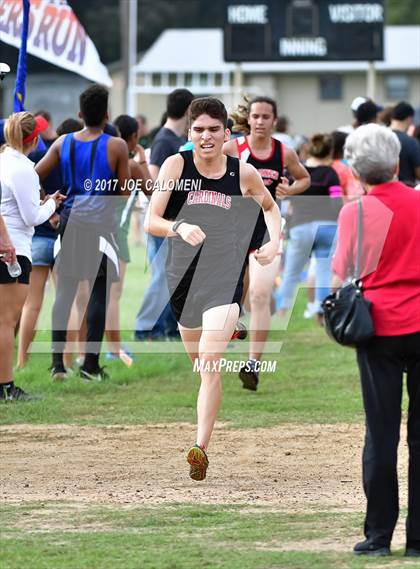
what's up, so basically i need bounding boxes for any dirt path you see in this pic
[0,422,409,513]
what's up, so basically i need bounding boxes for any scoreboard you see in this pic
[224,0,384,61]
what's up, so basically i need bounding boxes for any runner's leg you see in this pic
[105,260,127,355]
[179,324,202,364]
[83,272,112,372]
[248,253,281,361]
[64,281,88,369]
[51,274,79,369]
[196,303,240,449]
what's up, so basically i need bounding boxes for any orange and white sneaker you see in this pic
[186,444,209,481]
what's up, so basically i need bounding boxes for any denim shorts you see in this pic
[31,235,56,267]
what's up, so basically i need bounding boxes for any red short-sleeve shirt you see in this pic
[332,181,420,336]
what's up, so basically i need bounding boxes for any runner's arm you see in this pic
[240,162,281,249]
[144,154,183,237]
[222,139,239,158]
[276,147,310,199]
[149,164,160,181]
[130,152,153,197]
[134,145,153,192]
[112,138,130,196]
[35,136,63,180]
[145,155,206,245]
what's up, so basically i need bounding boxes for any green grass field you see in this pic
[1,245,414,569]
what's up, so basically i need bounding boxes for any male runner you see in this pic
[224,97,310,390]
[145,97,281,481]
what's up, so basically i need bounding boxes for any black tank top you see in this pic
[235,136,284,249]
[166,150,244,274]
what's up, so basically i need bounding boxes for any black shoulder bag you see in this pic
[322,199,375,347]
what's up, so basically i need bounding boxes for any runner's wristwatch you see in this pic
[172,219,186,234]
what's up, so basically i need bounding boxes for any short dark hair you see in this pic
[35,109,51,123]
[355,100,378,125]
[331,130,348,160]
[113,114,138,142]
[103,123,119,137]
[166,88,194,119]
[56,118,83,136]
[79,84,109,127]
[391,101,415,121]
[275,116,288,132]
[189,97,228,128]
[249,96,278,118]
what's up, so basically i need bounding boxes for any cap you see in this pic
[351,96,368,112]
[22,115,49,144]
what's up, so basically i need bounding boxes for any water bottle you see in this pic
[6,260,22,278]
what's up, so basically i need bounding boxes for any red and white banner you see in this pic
[0,0,113,87]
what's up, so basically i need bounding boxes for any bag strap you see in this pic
[69,135,76,189]
[89,137,100,178]
[354,198,363,281]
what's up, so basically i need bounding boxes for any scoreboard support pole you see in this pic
[367,61,377,101]
[233,62,244,105]
[126,0,138,116]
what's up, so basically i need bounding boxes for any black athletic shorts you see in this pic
[0,255,32,285]
[167,236,245,328]
[169,271,242,328]
[168,248,244,329]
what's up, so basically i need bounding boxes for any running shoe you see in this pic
[106,345,134,363]
[186,444,209,481]
[239,360,259,391]
[0,384,33,401]
[105,352,119,361]
[79,366,109,382]
[50,365,68,382]
[303,301,318,319]
[231,320,247,341]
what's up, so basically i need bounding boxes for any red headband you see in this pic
[22,115,49,144]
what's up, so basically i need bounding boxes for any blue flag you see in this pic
[12,0,45,151]
[13,0,30,112]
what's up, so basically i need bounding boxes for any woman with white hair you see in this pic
[332,124,420,558]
